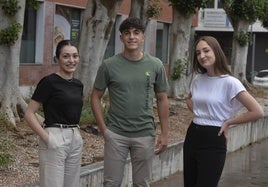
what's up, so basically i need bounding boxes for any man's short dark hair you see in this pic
[119,17,145,33]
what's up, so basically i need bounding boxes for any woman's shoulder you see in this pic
[192,73,204,81]
[38,73,55,84]
[222,75,246,90]
[73,78,83,86]
[222,75,242,83]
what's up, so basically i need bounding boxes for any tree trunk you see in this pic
[129,0,149,26]
[0,0,28,126]
[168,9,193,98]
[231,20,250,83]
[76,0,123,96]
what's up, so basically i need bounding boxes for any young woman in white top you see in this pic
[184,36,264,187]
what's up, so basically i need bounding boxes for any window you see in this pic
[206,0,215,8]
[155,22,169,64]
[104,23,115,59]
[20,4,81,64]
[53,5,81,57]
[206,0,223,9]
[70,9,81,47]
[20,7,37,63]
[217,0,223,8]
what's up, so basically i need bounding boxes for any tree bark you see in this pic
[76,0,123,96]
[0,0,28,126]
[168,9,193,98]
[129,0,149,26]
[230,20,250,83]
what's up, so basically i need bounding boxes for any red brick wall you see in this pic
[47,0,87,7]
[119,0,131,14]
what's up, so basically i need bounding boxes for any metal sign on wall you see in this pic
[204,9,230,28]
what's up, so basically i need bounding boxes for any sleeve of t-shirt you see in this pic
[31,76,53,103]
[228,76,246,100]
[228,76,246,112]
[154,64,169,93]
[190,74,200,94]
[93,63,109,90]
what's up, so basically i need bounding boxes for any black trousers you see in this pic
[183,121,227,187]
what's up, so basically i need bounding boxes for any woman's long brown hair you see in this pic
[192,36,232,76]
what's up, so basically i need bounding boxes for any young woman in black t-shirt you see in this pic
[24,40,83,187]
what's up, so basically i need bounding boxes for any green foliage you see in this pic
[0,21,22,46]
[80,96,109,125]
[0,139,14,170]
[171,58,188,80]
[234,31,250,47]
[222,0,268,23]
[0,111,9,127]
[0,113,15,170]
[147,0,162,19]
[230,0,260,21]
[261,19,268,28]
[27,0,41,9]
[0,0,20,16]
[258,0,268,29]
[80,98,96,125]
[168,0,209,16]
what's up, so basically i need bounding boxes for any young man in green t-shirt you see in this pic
[91,17,169,186]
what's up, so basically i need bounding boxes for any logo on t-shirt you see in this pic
[145,71,151,76]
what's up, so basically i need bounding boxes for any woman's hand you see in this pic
[218,121,229,141]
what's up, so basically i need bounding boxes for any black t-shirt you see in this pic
[32,73,83,125]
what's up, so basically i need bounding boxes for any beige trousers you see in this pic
[103,129,155,187]
[38,127,83,187]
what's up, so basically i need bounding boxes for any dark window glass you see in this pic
[53,5,81,57]
[104,22,115,59]
[155,22,169,64]
[20,7,36,63]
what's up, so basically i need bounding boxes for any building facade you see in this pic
[19,0,268,97]
[194,0,268,82]
[19,0,174,97]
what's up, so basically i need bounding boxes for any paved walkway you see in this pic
[151,138,268,187]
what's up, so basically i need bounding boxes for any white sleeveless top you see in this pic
[190,74,246,127]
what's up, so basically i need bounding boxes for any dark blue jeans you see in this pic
[183,121,227,187]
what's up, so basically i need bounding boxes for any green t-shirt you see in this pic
[94,53,168,137]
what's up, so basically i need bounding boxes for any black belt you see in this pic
[44,123,79,128]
